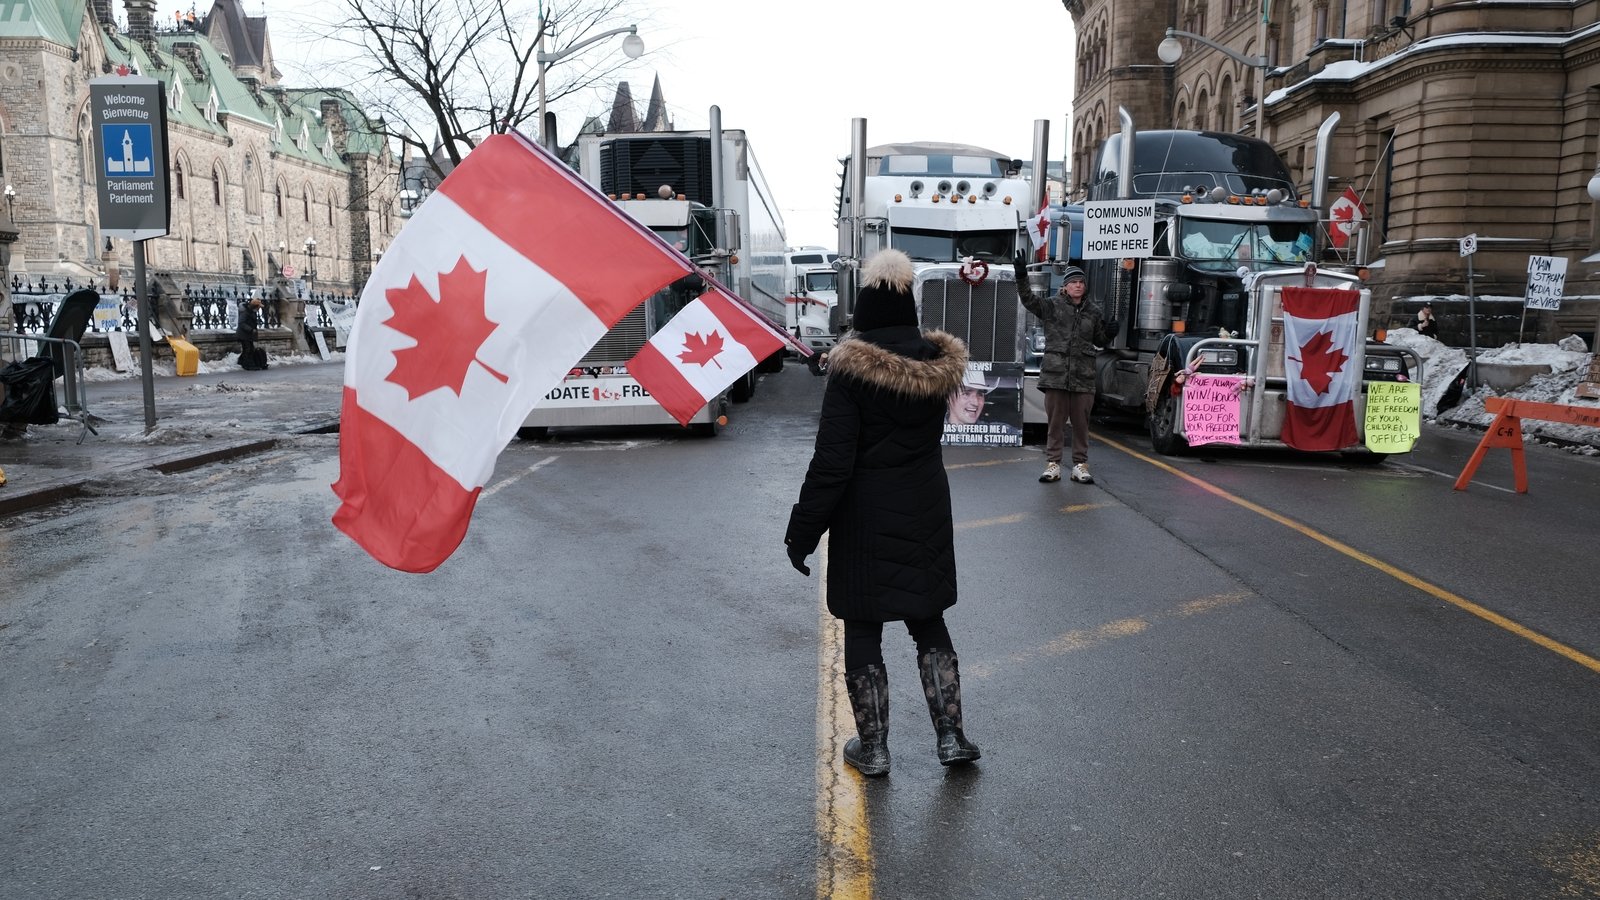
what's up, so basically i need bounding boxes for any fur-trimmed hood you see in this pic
[825,330,968,399]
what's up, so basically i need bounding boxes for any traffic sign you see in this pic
[282,265,297,278]
[1459,234,1477,257]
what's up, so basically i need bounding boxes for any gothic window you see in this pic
[212,166,223,205]
[275,182,284,217]
[243,154,260,214]
[303,187,311,222]
[204,88,218,124]
[327,196,334,226]
[175,158,185,199]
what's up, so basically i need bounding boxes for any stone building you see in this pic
[0,0,401,300]
[1063,0,1600,342]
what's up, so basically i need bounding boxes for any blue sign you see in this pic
[101,124,156,178]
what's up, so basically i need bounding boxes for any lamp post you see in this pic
[1157,26,1269,137]
[3,183,14,221]
[535,24,645,152]
[304,236,317,281]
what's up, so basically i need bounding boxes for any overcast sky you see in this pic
[160,0,1077,248]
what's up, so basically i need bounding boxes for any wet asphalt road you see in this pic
[3,360,1599,899]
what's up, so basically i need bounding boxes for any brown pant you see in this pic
[1043,389,1094,465]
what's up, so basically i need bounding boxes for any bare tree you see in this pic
[310,0,649,179]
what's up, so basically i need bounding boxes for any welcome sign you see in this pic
[90,75,171,240]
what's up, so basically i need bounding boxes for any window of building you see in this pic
[274,182,283,216]
[213,166,222,205]
[175,159,185,199]
[303,187,311,221]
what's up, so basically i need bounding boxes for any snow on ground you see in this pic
[81,349,343,382]
[1387,330,1600,454]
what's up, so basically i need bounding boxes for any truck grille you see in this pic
[919,276,1022,363]
[599,138,714,204]
[578,306,650,365]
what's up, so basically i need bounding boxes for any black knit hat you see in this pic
[852,249,918,331]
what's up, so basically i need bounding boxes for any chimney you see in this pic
[321,98,348,154]
[91,0,115,32]
[125,0,157,49]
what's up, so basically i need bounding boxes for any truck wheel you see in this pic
[730,371,755,403]
[758,350,784,374]
[517,426,550,441]
[1148,390,1188,456]
[1340,449,1388,465]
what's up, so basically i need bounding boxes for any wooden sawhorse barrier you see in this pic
[1454,396,1600,492]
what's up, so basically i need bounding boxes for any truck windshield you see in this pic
[804,271,837,292]
[1178,219,1314,270]
[653,227,690,253]
[882,155,1004,177]
[891,228,1015,263]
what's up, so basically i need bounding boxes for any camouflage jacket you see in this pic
[1018,283,1112,392]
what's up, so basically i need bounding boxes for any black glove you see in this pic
[787,543,811,577]
[1013,252,1029,285]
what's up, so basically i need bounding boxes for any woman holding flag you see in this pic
[784,248,982,776]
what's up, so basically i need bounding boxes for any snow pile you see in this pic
[1406,332,1600,453]
[81,350,342,382]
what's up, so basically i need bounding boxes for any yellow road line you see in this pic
[1098,433,1600,676]
[814,537,873,899]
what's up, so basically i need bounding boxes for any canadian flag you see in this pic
[331,133,694,573]
[1280,286,1361,451]
[627,289,788,426]
[1328,186,1366,250]
[1027,200,1051,261]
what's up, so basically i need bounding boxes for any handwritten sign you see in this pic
[1525,255,1567,311]
[1364,381,1421,453]
[1182,375,1243,445]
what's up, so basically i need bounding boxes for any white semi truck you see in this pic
[520,109,787,437]
[834,120,1035,383]
[783,246,838,353]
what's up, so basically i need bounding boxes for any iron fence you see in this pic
[6,274,357,337]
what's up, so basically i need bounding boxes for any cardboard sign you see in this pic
[108,330,133,372]
[1182,375,1243,445]
[1080,200,1156,260]
[1363,381,1422,453]
[1525,255,1567,311]
[313,330,331,360]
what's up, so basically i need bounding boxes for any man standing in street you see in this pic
[1015,256,1111,484]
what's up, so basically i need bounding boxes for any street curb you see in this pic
[0,418,338,519]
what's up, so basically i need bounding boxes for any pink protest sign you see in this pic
[1182,374,1243,445]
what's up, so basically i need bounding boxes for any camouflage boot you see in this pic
[917,648,982,766]
[842,664,891,777]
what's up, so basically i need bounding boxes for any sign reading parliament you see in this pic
[90,75,171,240]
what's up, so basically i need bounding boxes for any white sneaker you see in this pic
[1070,464,1093,484]
[1039,462,1062,483]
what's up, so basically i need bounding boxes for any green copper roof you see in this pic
[0,0,86,46]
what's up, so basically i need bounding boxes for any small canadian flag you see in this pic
[627,290,789,427]
[1328,186,1366,250]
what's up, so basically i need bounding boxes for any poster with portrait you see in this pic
[942,362,1023,447]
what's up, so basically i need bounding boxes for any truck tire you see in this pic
[1149,390,1188,456]
[730,370,755,403]
[1340,449,1388,465]
[758,350,784,374]
[517,426,550,441]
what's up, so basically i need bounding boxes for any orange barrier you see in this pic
[1454,397,1600,492]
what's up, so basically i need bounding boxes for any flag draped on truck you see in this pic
[1280,286,1361,451]
[331,133,697,573]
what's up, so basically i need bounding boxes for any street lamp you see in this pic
[1157,26,1269,135]
[3,184,14,220]
[535,24,645,151]
[304,236,317,281]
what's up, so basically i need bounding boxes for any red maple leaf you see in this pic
[1289,330,1348,395]
[383,256,508,400]
[1332,204,1355,225]
[1033,215,1049,239]
[678,330,725,369]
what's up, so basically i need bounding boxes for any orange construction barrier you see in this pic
[1453,397,1600,492]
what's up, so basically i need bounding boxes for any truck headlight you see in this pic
[1364,355,1403,373]
[803,326,827,336]
[1197,348,1239,367]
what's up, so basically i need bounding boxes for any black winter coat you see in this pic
[785,327,969,622]
[236,304,260,342]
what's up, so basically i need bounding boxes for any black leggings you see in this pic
[843,617,953,672]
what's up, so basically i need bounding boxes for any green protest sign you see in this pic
[1364,381,1421,453]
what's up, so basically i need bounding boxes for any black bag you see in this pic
[240,347,269,370]
[0,357,60,425]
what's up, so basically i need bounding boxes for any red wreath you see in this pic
[959,259,990,286]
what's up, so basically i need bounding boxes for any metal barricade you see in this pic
[0,333,100,444]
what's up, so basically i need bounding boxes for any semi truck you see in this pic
[1047,109,1417,456]
[834,120,1039,402]
[783,247,839,354]
[520,109,787,437]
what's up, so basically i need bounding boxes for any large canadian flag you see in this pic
[627,290,788,426]
[332,133,694,573]
[1280,286,1361,451]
